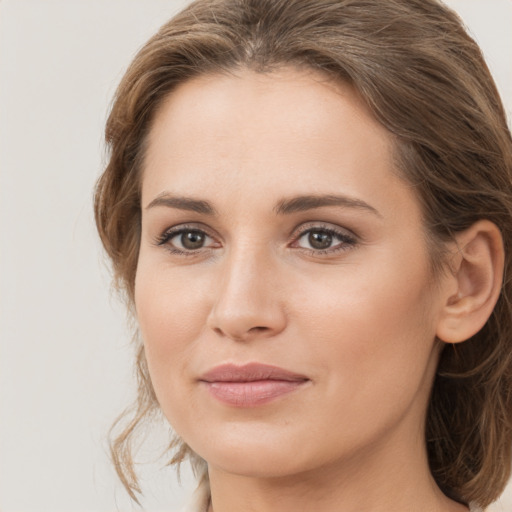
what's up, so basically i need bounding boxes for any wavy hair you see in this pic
[94,0,512,507]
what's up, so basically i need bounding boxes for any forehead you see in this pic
[141,67,413,221]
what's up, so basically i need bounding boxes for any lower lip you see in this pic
[202,380,307,407]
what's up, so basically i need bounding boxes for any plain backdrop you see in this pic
[0,1,511,511]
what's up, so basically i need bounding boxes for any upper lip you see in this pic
[199,363,309,383]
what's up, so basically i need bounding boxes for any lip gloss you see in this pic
[204,379,306,407]
[199,362,309,407]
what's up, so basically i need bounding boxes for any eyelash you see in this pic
[290,224,357,255]
[154,224,218,257]
[154,223,358,257]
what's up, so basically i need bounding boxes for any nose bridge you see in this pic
[223,240,257,286]
[208,238,286,340]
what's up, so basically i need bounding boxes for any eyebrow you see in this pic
[274,194,382,217]
[145,192,381,218]
[145,193,217,215]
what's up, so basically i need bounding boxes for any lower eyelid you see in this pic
[154,224,356,254]
[173,231,214,248]
[155,224,214,245]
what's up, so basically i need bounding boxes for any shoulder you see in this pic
[178,483,485,512]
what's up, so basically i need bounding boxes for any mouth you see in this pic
[198,363,310,407]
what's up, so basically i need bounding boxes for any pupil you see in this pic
[182,231,205,249]
[309,231,332,249]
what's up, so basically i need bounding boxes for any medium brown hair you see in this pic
[94,0,512,507]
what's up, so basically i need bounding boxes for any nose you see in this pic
[206,246,287,342]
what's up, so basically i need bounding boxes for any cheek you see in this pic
[280,266,438,458]
[134,263,211,393]
[291,257,437,391]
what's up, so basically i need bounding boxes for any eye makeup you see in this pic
[153,220,358,258]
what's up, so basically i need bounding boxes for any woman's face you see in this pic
[135,68,450,478]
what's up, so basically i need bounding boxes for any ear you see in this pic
[436,220,504,344]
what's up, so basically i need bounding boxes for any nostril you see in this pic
[249,326,270,333]
[212,324,272,341]
[206,297,287,341]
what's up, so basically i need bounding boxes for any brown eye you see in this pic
[180,230,206,250]
[294,226,357,254]
[158,228,217,253]
[308,230,333,250]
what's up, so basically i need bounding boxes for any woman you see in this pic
[94,0,512,510]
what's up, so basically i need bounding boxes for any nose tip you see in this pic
[209,322,277,342]
[206,259,287,342]
[207,300,286,342]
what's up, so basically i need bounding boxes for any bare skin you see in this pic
[135,67,501,511]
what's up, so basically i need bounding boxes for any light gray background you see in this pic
[0,1,511,511]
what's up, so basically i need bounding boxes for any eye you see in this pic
[156,226,219,254]
[303,230,334,250]
[174,230,210,250]
[292,225,357,254]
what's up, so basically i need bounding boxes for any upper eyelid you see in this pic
[291,222,357,239]
[153,223,218,249]
[155,221,358,247]
[161,222,218,238]
[159,221,354,235]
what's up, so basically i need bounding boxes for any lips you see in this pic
[199,363,309,407]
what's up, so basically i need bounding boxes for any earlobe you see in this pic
[436,220,504,344]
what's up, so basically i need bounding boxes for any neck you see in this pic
[206,419,469,512]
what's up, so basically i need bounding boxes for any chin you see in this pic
[182,423,329,479]
[205,448,306,479]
